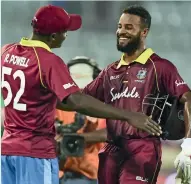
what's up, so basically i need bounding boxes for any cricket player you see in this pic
[83,5,191,184]
[1,5,162,184]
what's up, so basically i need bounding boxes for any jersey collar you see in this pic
[19,37,52,52]
[117,48,154,69]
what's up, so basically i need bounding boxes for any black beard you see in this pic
[117,35,141,55]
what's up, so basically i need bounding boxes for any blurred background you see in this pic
[1,1,191,183]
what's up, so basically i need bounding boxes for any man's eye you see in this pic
[125,26,133,30]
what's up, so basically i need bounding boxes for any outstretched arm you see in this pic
[57,91,162,136]
[43,56,161,137]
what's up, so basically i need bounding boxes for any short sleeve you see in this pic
[41,55,80,101]
[83,69,105,102]
[160,60,190,98]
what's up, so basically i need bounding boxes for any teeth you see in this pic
[119,38,128,40]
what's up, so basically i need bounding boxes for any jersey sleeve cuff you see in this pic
[58,87,80,102]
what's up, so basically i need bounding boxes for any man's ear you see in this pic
[51,33,57,41]
[141,28,149,38]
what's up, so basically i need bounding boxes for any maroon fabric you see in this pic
[83,50,190,183]
[1,43,80,158]
[83,53,190,140]
[32,5,82,34]
[98,138,162,184]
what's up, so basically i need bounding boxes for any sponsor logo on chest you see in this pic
[110,75,120,80]
[110,87,140,102]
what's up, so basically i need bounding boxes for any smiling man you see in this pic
[83,5,191,184]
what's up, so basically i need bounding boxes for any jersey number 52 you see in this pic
[1,66,26,111]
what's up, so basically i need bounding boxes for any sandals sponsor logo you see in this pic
[110,87,140,102]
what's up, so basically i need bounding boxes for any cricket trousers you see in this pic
[98,137,162,184]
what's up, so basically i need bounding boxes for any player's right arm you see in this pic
[43,55,162,136]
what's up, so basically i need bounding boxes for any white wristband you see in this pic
[181,138,191,156]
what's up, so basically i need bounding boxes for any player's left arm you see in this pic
[180,92,191,138]
[160,60,191,183]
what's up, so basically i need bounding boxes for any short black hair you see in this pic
[123,5,151,29]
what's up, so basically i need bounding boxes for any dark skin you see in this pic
[117,13,191,138]
[116,13,148,63]
[61,128,107,144]
[30,31,162,136]
[82,128,107,143]
[180,92,191,138]
[31,31,67,49]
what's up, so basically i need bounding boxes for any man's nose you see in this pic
[117,27,127,35]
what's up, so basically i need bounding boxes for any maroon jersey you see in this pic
[83,48,190,140]
[1,38,80,158]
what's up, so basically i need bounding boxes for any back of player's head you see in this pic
[31,5,82,48]
[123,5,151,30]
[31,5,82,35]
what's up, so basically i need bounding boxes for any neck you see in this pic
[123,44,146,64]
[30,33,51,48]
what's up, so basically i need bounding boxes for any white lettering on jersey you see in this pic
[135,79,145,83]
[2,66,26,111]
[63,83,76,89]
[4,54,30,68]
[175,80,186,87]
[110,87,140,102]
[136,176,148,182]
[110,75,120,80]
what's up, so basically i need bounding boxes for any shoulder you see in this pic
[38,50,66,69]
[37,49,63,63]
[1,43,16,54]
[101,60,119,74]
[106,60,119,70]
[48,54,66,66]
[150,53,177,71]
